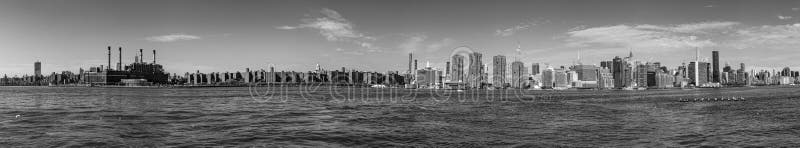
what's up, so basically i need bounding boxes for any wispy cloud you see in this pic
[145,34,201,42]
[495,19,549,37]
[704,5,715,8]
[565,22,737,52]
[634,21,739,33]
[732,23,800,50]
[277,8,379,52]
[778,15,793,20]
[399,34,427,53]
[793,8,799,11]
[398,34,455,53]
[425,38,455,52]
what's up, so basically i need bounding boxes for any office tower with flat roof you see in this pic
[740,63,746,72]
[451,55,465,82]
[511,61,525,88]
[492,55,507,88]
[445,61,450,78]
[612,56,628,88]
[689,62,710,85]
[712,51,720,83]
[554,69,568,89]
[542,66,555,89]
[531,63,540,75]
[467,52,484,88]
[408,53,412,74]
[575,65,598,81]
[34,61,42,78]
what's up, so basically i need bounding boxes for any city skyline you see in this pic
[1,0,800,76]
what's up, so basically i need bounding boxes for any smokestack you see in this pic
[118,47,122,70]
[107,46,111,71]
[139,49,144,64]
[152,50,156,64]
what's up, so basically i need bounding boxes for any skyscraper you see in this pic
[408,53,412,74]
[689,62,710,85]
[740,63,746,72]
[531,63,540,75]
[712,51,720,83]
[612,56,627,88]
[467,52,483,88]
[511,60,525,88]
[445,61,450,78]
[34,61,41,78]
[542,66,555,89]
[451,55,465,82]
[414,60,418,71]
[574,65,598,81]
[601,61,614,70]
[492,55,507,88]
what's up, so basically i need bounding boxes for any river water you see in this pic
[1,86,799,147]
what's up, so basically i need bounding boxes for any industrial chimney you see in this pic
[152,50,156,64]
[118,47,122,70]
[107,46,111,71]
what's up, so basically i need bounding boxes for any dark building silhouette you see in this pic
[612,56,628,88]
[492,55,506,88]
[34,61,41,78]
[712,51,720,83]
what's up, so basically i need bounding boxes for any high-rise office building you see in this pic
[445,61,450,79]
[712,51,720,83]
[414,60,418,71]
[542,66,555,88]
[34,61,42,78]
[467,52,484,88]
[740,63,746,72]
[688,62,710,85]
[600,61,614,70]
[451,55,465,82]
[782,67,792,76]
[612,56,628,88]
[408,53,412,74]
[723,63,732,73]
[492,55,507,88]
[635,62,648,87]
[531,63,540,75]
[511,61,525,88]
[554,69,568,89]
[574,65,598,81]
[597,67,614,89]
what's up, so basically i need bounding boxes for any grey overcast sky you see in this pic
[0,0,799,76]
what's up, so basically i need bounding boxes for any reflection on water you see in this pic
[1,86,799,147]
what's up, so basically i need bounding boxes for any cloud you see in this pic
[145,34,201,42]
[793,8,799,11]
[565,22,735,52]
[634,21,739,33]
[495,24,532,37]
[277,8,379,52]
[494,19,549,37]
[778,15,793,20]
[704,5,714,8]
[732,23,800,50]
[399,34,427,52]
[398,34,455,53]
[426,38,455,52]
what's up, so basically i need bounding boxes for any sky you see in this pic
[1,0,799,76]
